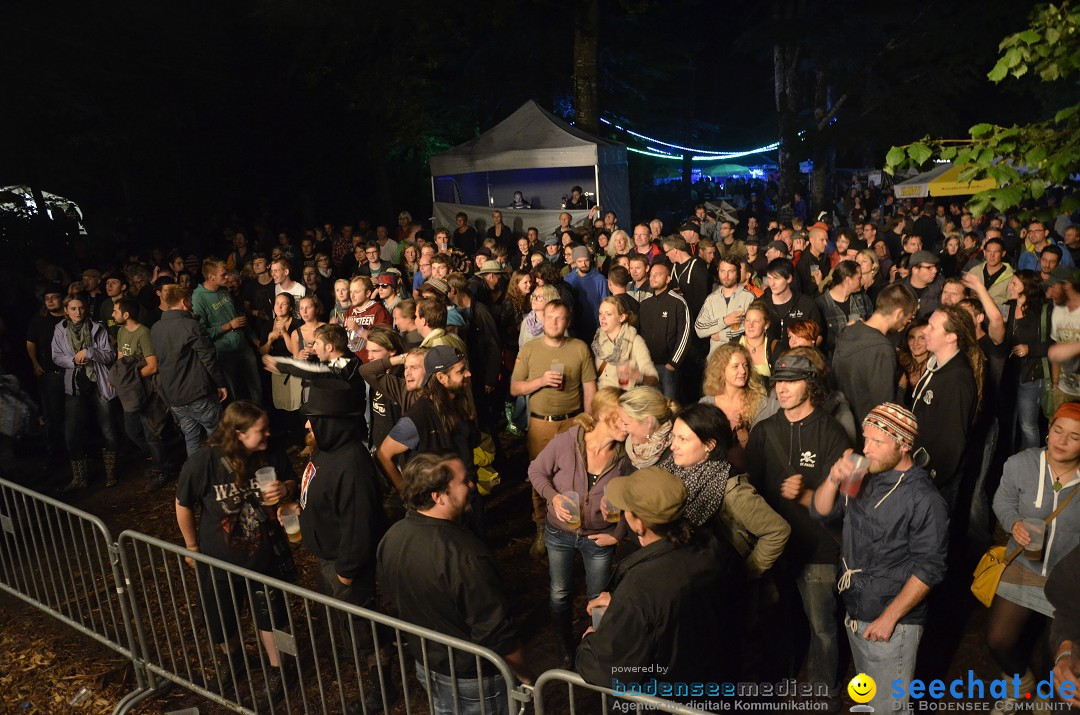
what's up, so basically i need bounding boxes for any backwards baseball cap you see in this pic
[766,240,788,254]
[862,402,918,449]
[375,273,398,287]
[1044,265,1079,287]
[423,345,464,385]
[678,221,700,234]
[771,354,819,382]
[605,467,687,526]
[419,278,450,297]
[910,250,940,266]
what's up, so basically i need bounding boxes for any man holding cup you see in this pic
[810,403,949,713]
[510,299,597,557]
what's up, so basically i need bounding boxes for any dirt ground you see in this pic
[0,432,1002,714]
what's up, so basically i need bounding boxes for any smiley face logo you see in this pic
[848,673,876,704]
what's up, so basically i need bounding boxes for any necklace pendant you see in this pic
[1054,481,1063,493]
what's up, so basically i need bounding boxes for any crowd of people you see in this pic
[19,193,1080,712]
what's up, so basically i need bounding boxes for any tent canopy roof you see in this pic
[893,162,997,199]
[430,100,626,176]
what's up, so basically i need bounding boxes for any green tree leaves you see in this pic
[886,1,1080,216]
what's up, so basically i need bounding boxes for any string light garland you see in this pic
[601,116,780,160]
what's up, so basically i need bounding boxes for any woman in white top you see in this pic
[591,297,658,390]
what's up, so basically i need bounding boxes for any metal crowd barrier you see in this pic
[0,478,144,666]
[0,476,699,715]
[116,530,533,714]
[533,669,710,715]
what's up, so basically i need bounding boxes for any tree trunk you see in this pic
[773,0,801,213]
[573,0,599,134]
[811,71,828,216]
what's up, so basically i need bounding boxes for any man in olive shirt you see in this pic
[510,299,597,556]
[113,297,173,489]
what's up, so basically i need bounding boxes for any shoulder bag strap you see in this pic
[1005,466,1080,566]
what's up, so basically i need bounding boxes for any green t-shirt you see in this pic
[511,338,596,416]
[118,324,154,360]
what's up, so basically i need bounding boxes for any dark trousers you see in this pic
[37,371,66,459]
[316,558,379,659]
[64,389,119,459]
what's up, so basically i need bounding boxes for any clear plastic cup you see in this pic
[1022,518,1045,561]
[561,491,581,529]
[591,606,607,628]
[255,467,278,505]
[840,454,870,498]
[602,485,621,523]
[279,503,301,543]
[550,361,565,391]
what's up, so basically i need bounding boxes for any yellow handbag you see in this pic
[972,481,1079,607]
[971,544,1023,607]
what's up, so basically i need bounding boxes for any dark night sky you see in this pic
[0,0,1048,246]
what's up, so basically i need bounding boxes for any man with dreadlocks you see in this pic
[910,304,985,512]
[376,346,484,533]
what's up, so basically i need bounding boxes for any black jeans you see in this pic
[37,371,66,459]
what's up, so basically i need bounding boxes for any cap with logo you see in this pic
[771,354,820,382]
[423,345,464,385]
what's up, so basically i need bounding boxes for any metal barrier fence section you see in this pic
[533,669,710,715]
[0,478,140,663]
[116,530,532,714]
[0,476,699,715]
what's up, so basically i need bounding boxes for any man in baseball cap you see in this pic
[745,349,851,706]
[810,402,948,713]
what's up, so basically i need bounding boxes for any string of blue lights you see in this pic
[600,116,780,161]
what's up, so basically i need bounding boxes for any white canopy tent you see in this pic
[429,101,630,237]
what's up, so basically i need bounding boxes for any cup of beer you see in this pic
[839,454,870,498]
[601,486,621,523]
[279,503,302,543]
[560,491,581,529]
[1022,518,1045,561]
[550,361,564,391]
[255,467,279,505]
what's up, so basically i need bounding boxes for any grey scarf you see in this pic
[66,319,97,386]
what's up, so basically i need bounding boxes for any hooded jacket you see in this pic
[811,464,948,625]
[299,415,386,587]
[745,407,850,565]
[911,351,977,487]
[830,320,901,425]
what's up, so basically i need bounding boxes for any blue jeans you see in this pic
[415,662,509,715]
[654,363,678,401]
[1016,379,1043,450]
[545,524,614,613]
[172,395,224,456]
[64,390,119,458]
[217,347,263,404]
[845,615,923,712]
[795,563,840,694]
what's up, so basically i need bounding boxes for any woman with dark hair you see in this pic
[898,318,930,396]
[816,260,872,356]
[656,403,789,577]
[52,294,120,490]
[175,401,297,695]
[260,293,302,420]
[1000,269,1053,452]
[528,387,630,668]
[576,466,743,691]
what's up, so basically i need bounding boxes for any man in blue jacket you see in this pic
[564,245,609,339]
[811,403,949,713]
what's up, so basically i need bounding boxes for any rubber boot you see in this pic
[529,523,546,559]
[552,610,575,670]
[103,449,119,487]
[995,670,1036,710]
[61,459,89,492]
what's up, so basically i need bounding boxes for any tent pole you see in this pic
[594,164,601,211]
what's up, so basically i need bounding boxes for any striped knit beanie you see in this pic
[862,402,918,448]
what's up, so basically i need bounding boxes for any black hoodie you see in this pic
[298,415,386,588]
[762,287,824,350]
[746,406,850,565]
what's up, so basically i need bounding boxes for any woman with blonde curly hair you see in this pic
[700,343,774,469]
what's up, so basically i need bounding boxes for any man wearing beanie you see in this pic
[564,244,609,339]
[810,403,949,713]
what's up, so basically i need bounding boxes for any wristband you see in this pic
[186,543,199,550]
[1056,650,1073,666]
